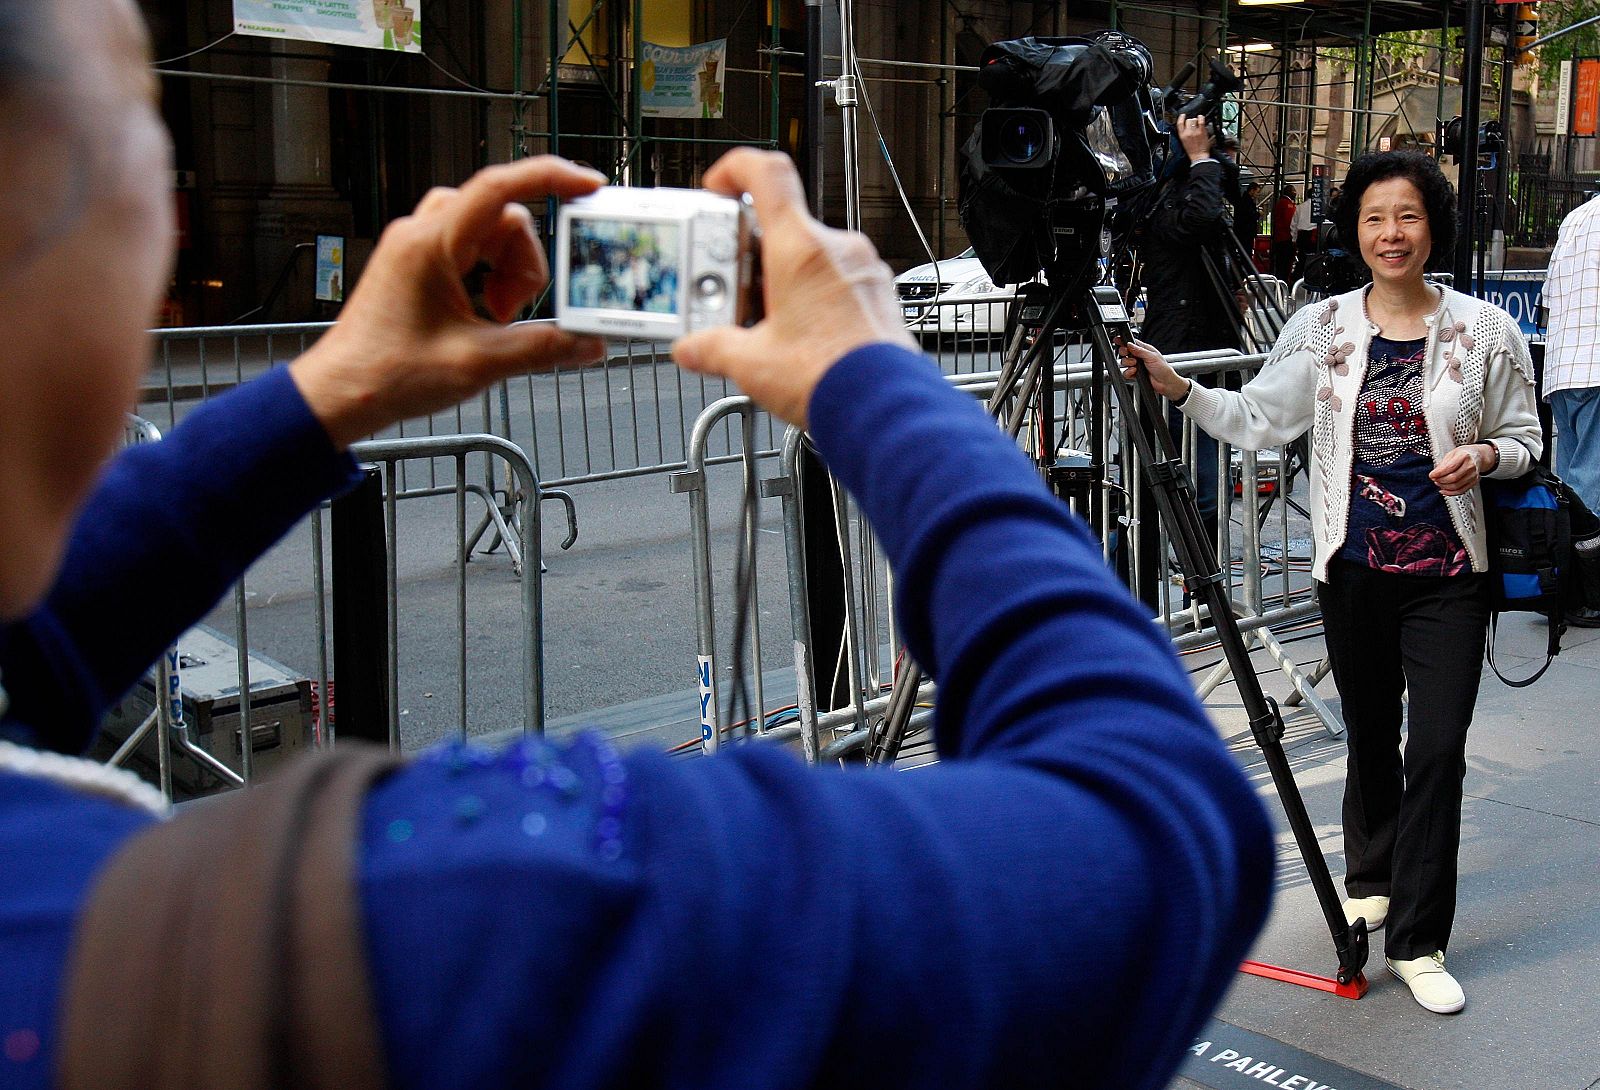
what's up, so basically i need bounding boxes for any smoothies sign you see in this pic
[640,40,728,119]
[234,0,422,52]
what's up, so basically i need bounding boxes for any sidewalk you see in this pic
[509,613,1600,1089]
[1175,614,1600,1090]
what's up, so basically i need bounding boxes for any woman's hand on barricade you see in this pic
[1117,337,1191,402]
[671,149,916,428]
[290,156,608,450]
[1431,443,1496,497]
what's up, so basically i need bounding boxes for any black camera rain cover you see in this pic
[976,37,1145,127]
[959,36,1151,286]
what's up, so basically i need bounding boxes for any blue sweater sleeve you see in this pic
[0,367,361,753]
[359,345,1274,1090]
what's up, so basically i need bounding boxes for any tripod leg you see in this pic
[1248,626,1345,738]
[1215,228,1290,345]
[869,660,925,765]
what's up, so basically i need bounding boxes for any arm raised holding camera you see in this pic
[349,149,1275,1089]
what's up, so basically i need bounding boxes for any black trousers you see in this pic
[1271,241,1296,282]
[1317,559,1490,960]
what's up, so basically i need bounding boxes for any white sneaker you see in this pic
[1386,951,1465,1014]
[1342,894,1389,930]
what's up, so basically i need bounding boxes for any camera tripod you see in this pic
[867,277,1370,997]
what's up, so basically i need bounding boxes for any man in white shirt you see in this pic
[1542,190,1600,625]
[1290,193,1316,282]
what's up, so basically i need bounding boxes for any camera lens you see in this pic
[1000,117,1045,165]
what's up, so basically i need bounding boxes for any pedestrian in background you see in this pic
[1291,189,1316,283]
[1271,184,1298,281]
[1541,190,1600,627]
[1237,177,1265,256]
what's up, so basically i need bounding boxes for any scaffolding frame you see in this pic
[151,0,1575,315]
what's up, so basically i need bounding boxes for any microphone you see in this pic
[1159,60,1197,111]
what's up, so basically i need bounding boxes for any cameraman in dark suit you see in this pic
[1132,114,1241,606]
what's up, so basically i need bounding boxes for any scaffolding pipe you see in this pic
[547,0,559,159]
[1362,0,1375,153]
[1438,12,1449,146]
[1276,23,1290,194]
[156,66,534,101]
[629,0,643,183]
[806,0,824,217]
[839,0,862,232]
[938,14,949,260]
[770,2,781,155]
[757,50,982,74]
[1456,0,1486,288]
[1495,2,1515,260]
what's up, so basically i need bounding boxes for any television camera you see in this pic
[958,33,1241,293]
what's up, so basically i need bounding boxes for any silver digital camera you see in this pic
[555,186,758,340]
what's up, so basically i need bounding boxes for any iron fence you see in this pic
[1512,153,1596,249]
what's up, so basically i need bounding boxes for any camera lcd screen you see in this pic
[567,219,682,316]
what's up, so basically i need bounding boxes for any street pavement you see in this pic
[1171,613,1600,1090]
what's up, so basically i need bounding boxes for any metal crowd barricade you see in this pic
[668,398,794,755]
[349,434,571,748]
[147,319,1011,500]
[146,322,788,496]
[102,418,561,801]
[676,344,1343,768]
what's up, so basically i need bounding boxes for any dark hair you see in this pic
[1334,150,1457,272]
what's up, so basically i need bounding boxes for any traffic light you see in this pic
[1515,3,1540,66]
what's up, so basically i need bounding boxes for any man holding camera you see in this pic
[1130,114,1239,601]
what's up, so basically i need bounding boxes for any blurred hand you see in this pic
[1117,337,1190,402]
[1431,443,1495,496]
[671,149,916,428]
[290,157,608,449]
[1176,115,1211,161]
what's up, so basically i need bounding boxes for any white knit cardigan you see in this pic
[1180,286,1543,582]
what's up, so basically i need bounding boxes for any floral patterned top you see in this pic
[1338,334,1470,576]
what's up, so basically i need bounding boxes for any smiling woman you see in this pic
[1121,149,1542,1017]
[1334,151,1458,277]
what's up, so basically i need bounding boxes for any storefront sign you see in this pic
[640,40,727,119]
[234,0,422,53]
